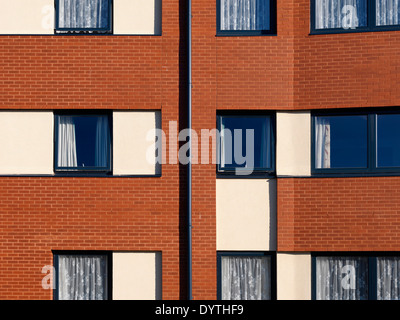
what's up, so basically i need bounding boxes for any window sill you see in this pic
[0,173,162,178]
[216,31,277,37]
[217,171,276,179]
[310,171,400,178]
[309,26,400,35]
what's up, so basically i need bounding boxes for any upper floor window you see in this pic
[217,113,275,175]
[55,113,112,174]
[311,0,400,34]
[55,0,112,34]
[312,109,400,174]
[217,0,277,35]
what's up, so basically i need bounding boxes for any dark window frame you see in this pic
[217,251,277,300]
[53,250,113,300]
[216,0,277,36]
[54,111,113,175]
[310,0,400,34]
[311,252,400,300]
[311,108,400,176]
[216,112,276,177]
[54,0,113,34]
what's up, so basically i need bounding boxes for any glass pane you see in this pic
[377,114,400,167]
[58,0,110,29]
[220,116,272,171]
[221,255,271,300]
[58,255,108,300]
[377,257,400,300]
[220,0,270,31]
[315,0,367,29]
[57,115,110,169]
[376,0,400,26]
[314,115,367,169]
[316,256,369,300]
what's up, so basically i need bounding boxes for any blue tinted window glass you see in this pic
[315,0,367,30]
[220,0,270,31]
[57,115,110,170]
[57,0,110,30]
[377,114,400,167]
[220,116,272,171]
[315,115,367,169]
[74,116,98,167]
[376,0,400,26]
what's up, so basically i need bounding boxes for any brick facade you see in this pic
[1,0,400,300]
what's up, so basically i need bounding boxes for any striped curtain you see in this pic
[57,116,77,168]
[315,0,367,29]
[316,257,369,300]
[58,0,109,29]
[376,0,400,25]
[220,0,269,30]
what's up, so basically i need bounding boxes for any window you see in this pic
[217,114,275,175]
[54,252,111,300]
[311,0,400,34]
[217,0,277,35]
[312,109,400,175]
[55,0,112,34]
[313,253,400,300]
[55,113,111,173]
[217,252,276,300]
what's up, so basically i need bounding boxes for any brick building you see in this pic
[1,0,400,300]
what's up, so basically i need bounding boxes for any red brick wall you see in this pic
[0,0,189,300]
[2,0,400,300]
[277,177,400,252]
[276,1,400,253]
[293,0,400,110]
[0,176,182,299]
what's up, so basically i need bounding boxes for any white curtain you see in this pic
[315,0,364,29]
[95,116,109,167]
[316,257,368,300]
[221,256,271,300]
[58,255,108,300]
[315,117,331,169]
[377,257,400,300]
[376,0,400,25]
[220,0,269,30]
[220,120,232,168]
[57,116,77,168]
[58,0,108,29]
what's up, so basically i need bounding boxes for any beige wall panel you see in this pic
[277,253,311,300]
[0,111,53,175]
[113,111,161,176]
[216,179,276,251]
[113,0,162,35]
[0,0,54,34]
[112,252,162,300]
[276,112,311,177]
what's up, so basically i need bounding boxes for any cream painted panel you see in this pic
[113,0,162,35]
[216,179,276,251]
[112,252,162,300]
[277,253,311,300]
[276,112,311,177]
[0,111,53,175]
[113,111,161,175]
[0,0,54,34]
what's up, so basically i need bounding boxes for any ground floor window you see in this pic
[313,253,400,300]
[54,252,111,300]
[218,252,275,300]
